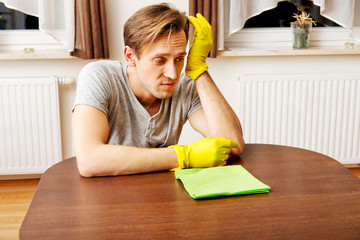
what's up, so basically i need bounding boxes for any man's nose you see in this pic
[163,62,178,79]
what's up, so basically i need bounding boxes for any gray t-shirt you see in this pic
[73,60,202,148]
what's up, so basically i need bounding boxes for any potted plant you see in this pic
[291,10,317,49]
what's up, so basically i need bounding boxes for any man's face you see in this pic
[132,30,187,100]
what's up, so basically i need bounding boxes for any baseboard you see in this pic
[0,174,42,180]
[344,164,360,168]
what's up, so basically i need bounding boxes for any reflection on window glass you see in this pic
[244,1,340,28]
[0,3,39,30]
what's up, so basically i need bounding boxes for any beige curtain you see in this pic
[189,0,218,58]
[71,0,109,59]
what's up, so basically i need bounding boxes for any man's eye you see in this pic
[154,58,165,64]
[175,57,184,63]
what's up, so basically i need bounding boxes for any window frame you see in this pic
[0,30,68,51]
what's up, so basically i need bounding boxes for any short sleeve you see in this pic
[72,61,112,116]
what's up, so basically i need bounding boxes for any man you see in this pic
[72,3,245,177]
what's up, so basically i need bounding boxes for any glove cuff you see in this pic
[186,66,208,80]
[168,145,187,171]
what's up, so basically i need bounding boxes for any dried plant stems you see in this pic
[292,11,317,28]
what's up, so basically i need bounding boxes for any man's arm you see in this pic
[186,14,245,157]
[188,72,245,157]
[72,105,179,177]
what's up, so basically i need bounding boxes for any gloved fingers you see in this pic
[208,137,239,148]
[229,140,239,148]
[221,139,239,149]
[215,160,227,167]
[188,14,212,37]
[188,16,201,41]
[195,13,212,31]
[220,147,232,155]
[188,16,200,48]
[188,15,198,28]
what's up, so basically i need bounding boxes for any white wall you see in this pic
[1,0,359,162]
[0,59,91,160]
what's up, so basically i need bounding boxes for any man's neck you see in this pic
[143,99,162,116]
[126,65,161,116]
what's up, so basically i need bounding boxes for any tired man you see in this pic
[72,3,245,177]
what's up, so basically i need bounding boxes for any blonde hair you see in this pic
[123,3,189,58]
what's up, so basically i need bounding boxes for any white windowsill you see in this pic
[0,49,74,60]
[218,46,360,57]
[0,30,74,60]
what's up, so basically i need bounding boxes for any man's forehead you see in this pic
[142,31,187,56]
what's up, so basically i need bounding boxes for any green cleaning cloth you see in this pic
[175,165,270,199]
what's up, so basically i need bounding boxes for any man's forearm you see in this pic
[73,105,180,177]
[76,144,179,177]
[194,72,245,155]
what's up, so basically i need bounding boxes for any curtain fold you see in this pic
[189,0,218,58]
[71,0,109,59]
[313,0,360,41]
[227,0,279,36]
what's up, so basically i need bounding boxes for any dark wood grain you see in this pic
[20,144,360,240]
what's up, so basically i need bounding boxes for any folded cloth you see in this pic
[175,165,270,199]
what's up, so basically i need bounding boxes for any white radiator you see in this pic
[237,73,360,164]
[0,77,62,174]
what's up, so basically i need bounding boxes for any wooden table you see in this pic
[20,144,360,239]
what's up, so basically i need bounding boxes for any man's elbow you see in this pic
[231,139,245,157]
[76,155,97,178]
[78,167,94,178]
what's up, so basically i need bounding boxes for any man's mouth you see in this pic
[160,82,175,88]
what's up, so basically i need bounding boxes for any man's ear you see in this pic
[124,46,136,66]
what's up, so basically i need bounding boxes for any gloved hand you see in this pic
[169,137,239,171]
[185,13,213,80]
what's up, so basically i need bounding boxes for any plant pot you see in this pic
[291,22,312,49]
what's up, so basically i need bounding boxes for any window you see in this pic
[243,1,339,28]
[0,2,69,55]
[0,2,38,29]
[218,0,357,54]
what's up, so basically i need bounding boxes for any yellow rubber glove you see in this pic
[169,137,239,171]
[185,13,213,80]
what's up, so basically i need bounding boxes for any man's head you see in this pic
[123,3,189,58]
[123,3,190,102]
